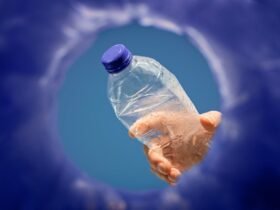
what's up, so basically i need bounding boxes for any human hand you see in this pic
[128,111,221,185]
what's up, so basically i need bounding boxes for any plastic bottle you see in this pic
[101,44,200,149]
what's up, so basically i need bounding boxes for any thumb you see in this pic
[199,111,222,132]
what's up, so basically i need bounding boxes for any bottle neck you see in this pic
[110,58,134,78]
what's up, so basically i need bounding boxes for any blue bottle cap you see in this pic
[101,44,132,74]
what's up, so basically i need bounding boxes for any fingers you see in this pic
[150,167,172,184]
[157,162,170,175]
[144,146,171,176]
[128,112,168,139]
[144,146,171,175]
[200,111,222,132]
[169,168,181,183]
[150,164,181,185]
[147,148,172,170]
[144,146,181,185]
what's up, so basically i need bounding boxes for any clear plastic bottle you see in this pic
[101,44,200,149]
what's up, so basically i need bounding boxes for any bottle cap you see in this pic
[101,44,132,74]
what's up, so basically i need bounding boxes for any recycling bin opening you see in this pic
[58,23,220,191]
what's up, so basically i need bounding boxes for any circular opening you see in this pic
[58,23,220,190]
